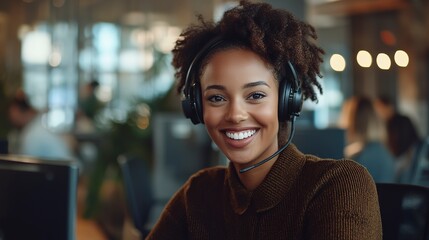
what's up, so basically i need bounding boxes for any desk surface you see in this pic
[76,177,108,240]
[76,216,107,240]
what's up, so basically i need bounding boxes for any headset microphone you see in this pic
[239,116,296,174]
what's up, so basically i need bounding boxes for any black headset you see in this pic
[181,36,303,125]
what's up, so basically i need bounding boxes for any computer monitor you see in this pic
[0,155,79,240]
[292,127,346,159]
[0,139,7,154]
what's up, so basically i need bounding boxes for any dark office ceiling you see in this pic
[0,0,215,28]
[77,0,214,26]
[312,0,411,16]
[0,0,415,27]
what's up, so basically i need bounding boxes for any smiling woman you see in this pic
[146,1,382,239]
[201,49,280,185]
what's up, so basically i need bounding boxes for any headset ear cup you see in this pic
[290,87,303,119]
[278,80,303,122]
[278,79,288,122]
[181,97,194,121]
[278,61,303,122]
[193,82,204,124]
[185,83,203,124]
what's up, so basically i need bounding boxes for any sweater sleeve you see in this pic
[145,184,188,240]
[304,160,382,240]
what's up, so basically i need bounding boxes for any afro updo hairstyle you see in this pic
[172,0,324,102]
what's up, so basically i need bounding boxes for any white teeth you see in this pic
[226,130,256,140]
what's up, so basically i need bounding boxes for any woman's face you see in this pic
[200,48,279,169]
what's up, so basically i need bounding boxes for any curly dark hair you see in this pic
[172,0,324,102]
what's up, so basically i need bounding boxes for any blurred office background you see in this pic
[0,0,428,239]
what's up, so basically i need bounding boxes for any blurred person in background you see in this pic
[79,79,103,121]
[146,1,382,239]
[386,113,424,184]
[374,95,427,184]
[7,90,75,160]
[342,96,395,183]
[75,79,104,134]
[374,95,395,122]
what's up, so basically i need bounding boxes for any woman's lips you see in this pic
[222,129,258,148]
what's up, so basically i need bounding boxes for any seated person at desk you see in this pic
[146,1,382,239]
[342,96,395,183]
[7,90,74,160]
[386,113,424,184]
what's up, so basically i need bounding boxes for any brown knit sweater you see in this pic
[146,144,382,239]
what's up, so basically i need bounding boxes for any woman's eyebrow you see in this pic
[243,81,270,89]
[204,81,270,91]
[204,85,225,91]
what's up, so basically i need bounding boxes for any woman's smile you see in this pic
[222,128,259,148]
[225,129,257,140]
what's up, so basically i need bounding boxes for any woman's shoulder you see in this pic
[298,155,378,210]
[304,153,364,167]
[302,154,375,186]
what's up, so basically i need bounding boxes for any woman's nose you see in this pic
[225,100,248,123]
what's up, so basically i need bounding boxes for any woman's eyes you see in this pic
[207,95,225,103]
[206,92,266,103]
[247,92,266,100]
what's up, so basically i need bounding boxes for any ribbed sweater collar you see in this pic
[226,144,306,215]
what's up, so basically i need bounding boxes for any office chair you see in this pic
[412,137,429,185]
[376,183,429,240]
[118,155,153,238]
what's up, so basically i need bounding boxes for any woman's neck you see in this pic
[234,155,278,191]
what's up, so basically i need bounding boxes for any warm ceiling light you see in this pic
[330,54,346,72]
[394,50,409,67]
[376,53,391,70]
[356,50,372,68]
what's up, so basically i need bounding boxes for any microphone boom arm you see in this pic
[239,117,296,173]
